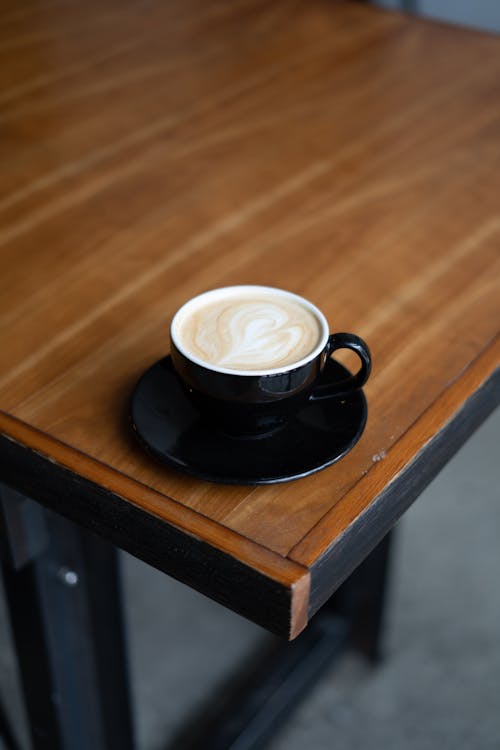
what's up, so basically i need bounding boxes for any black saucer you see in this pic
[129,357,367,485]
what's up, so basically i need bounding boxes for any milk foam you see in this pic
[175,291,323,371]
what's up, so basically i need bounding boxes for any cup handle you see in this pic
[310,332,372,400]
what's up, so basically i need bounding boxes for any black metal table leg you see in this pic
[0,485,135,750]
[325,530,394,663]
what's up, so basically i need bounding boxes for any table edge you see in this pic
[0,412,310,638]
[291,335,500,616]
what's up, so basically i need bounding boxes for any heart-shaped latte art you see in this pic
[217,303,305,368]
[184,296,322,370]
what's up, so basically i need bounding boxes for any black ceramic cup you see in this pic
[170,286,371,437]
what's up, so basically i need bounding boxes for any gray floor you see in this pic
[374,0,500,34]
[1,407,499,750]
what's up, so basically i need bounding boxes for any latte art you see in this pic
[175,293,323,371]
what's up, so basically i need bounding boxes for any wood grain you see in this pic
[1,0,499,636]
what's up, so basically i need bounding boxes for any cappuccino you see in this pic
[172,287,325,373]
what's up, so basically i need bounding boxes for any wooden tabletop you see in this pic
[1,0,499,639]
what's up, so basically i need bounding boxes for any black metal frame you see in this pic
[0,486,135,750]
[0,481,393,750]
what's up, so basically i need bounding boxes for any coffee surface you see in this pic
[175,292,323,371]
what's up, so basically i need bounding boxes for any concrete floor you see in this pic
[1,407,499,750]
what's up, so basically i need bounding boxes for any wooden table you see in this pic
[1,1,499,748]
